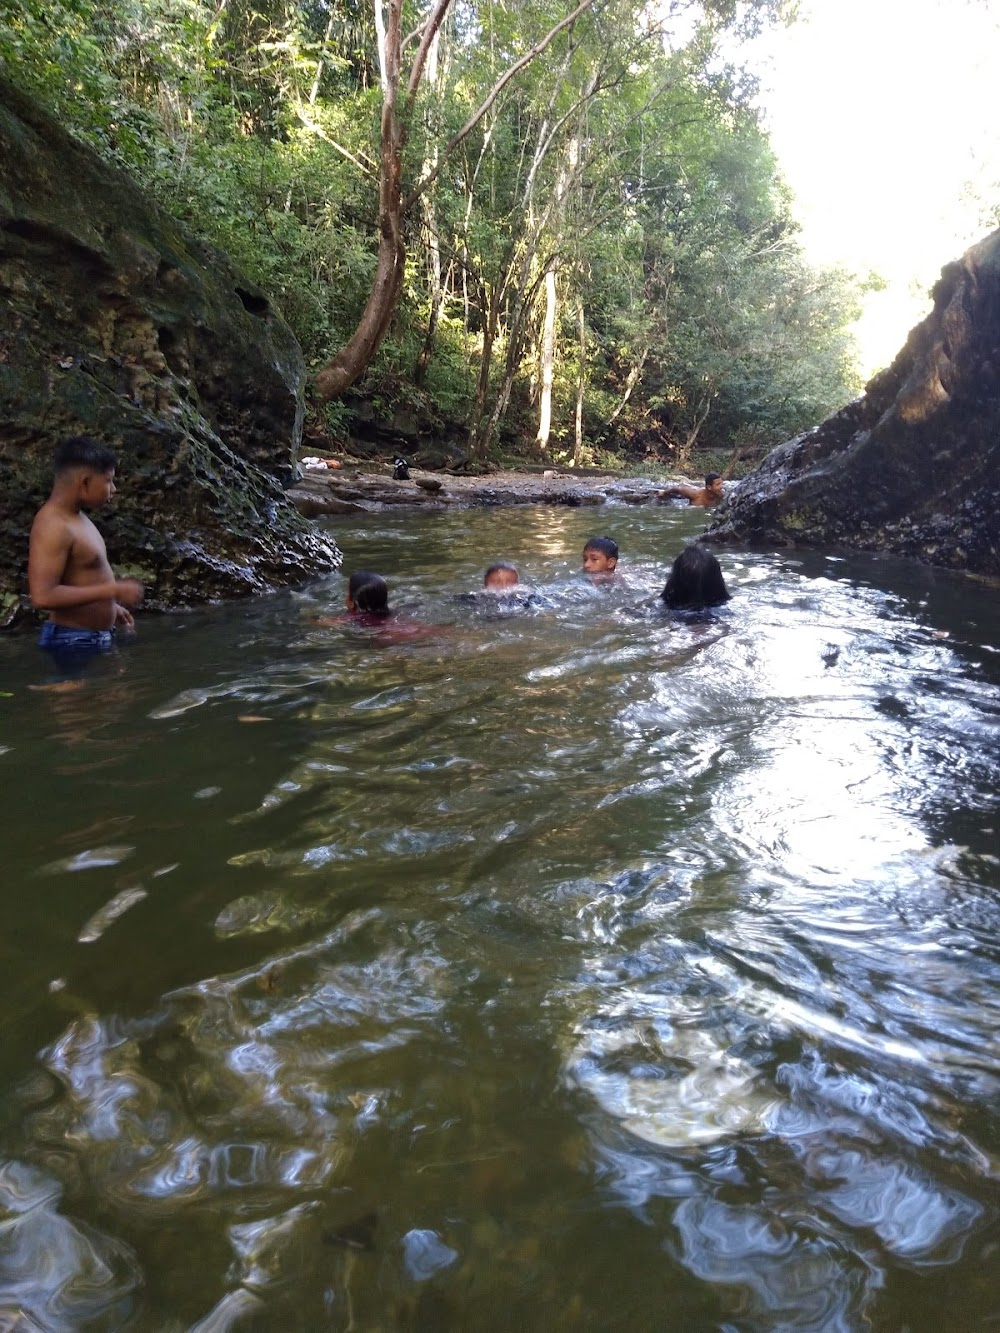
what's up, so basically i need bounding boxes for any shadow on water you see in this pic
[2,504,1000,1329]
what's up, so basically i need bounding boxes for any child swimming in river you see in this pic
[477,560,547,612]
[317,570,446,643]
[582,536,619,580]
[315,570,391,628]
[661,544,730,610]
[483,562,519,591]
[346,570,390,617]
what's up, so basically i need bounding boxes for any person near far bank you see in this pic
[656,472,724,507]
[28,435,144,676]
[661,544,730,610]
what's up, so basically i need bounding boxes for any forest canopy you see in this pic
[0,0,866,465]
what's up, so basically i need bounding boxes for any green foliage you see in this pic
[1,0,864,460]
[0,0,118,144]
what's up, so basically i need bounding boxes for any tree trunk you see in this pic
[606,346,648,427]
[413,291,440,388]
[476,121,584,452]
[536,263,558,452]
[314,0,595,403]
[314,0,405,401]
[476,359,518,458]
[414,26,444,388]
[471,284,501,416]
[573,297,586,465]
[681,390,715,459]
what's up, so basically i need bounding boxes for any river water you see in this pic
[2,502,1000,1331]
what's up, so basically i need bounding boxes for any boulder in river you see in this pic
[711,227,1000,577]
[0,76,339,626]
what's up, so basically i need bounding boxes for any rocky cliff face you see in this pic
[0,78,339,626]
[711,228,1000,577]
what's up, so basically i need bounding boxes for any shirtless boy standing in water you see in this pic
[28,436,143,669]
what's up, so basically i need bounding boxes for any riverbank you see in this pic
[287,463,669,516]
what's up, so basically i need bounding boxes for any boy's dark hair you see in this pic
[485,562,518,579]
[583,536,619,560]
[705,472,722,487]
[348,569,389,614]
[661,543,730,609]
[54,435,117,475]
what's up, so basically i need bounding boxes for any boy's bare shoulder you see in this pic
[31,499,57,532]
[30,500,76,548]
[32,499,61,528]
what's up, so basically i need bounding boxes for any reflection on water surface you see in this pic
[2,504,1000,1330]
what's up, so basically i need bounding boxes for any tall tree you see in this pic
[3,0,863,461]
[314,0,595,401]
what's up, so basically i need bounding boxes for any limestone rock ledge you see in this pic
[711,228,1000,577]
[0,77,339,626]
[286,465,672,513]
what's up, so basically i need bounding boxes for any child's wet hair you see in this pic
[661,544,730,609]
[348,570,390,614]
[583,536,619,560]
[54,435,117,475]
[484,562,519,587]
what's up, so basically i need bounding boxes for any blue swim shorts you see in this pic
[38,621,115,678]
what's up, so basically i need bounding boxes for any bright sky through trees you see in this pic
[743,0,1000,375]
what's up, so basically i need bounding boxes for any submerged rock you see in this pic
[712,227,1000,576]
[0,77,339,624]
[401,1229,459,1281]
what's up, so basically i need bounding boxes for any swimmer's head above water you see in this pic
[661,544,729,609]
[483,562,519,591]
[582,536,618,577]
[347,570,390,615]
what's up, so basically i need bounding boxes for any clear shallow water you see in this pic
[1,502,1000,1331]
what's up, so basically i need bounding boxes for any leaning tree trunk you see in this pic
[315,1,405,401]
[314,0,594,403]
[606,346,647,428]
[681,390,715,461]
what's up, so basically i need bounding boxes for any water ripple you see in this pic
[0,1159,140,1330]
[4,509,1000,1328]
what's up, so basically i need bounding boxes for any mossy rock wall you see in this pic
[0,77,339,625]
[711,228,1000,576]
